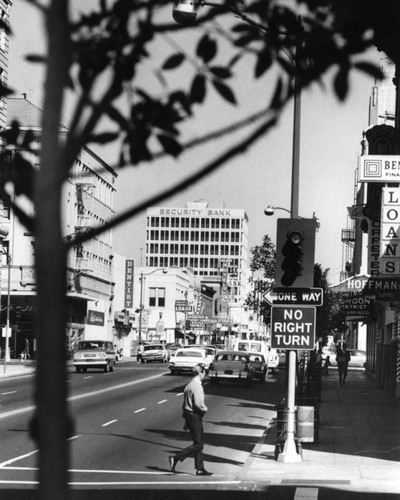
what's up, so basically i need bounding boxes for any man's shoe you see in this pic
[169,456,176,473]
[196,469,213,476]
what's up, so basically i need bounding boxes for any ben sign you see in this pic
[270,305,316,350]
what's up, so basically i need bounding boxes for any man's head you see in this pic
[192,363,206,380]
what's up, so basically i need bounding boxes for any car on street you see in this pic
[73,340,116,373]
[247,352,268,382]
[267,348,280,373]
[168,347,211,375]
[141,343,169,363]
[208,350,254,386]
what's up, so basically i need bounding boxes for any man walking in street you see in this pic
[169,364,212,476]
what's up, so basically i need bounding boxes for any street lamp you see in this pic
[265,205,320,230]
[172,1,304,463]
[137,268,167,344]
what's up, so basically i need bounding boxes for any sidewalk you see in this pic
[240,361,400,495]
[0,359,36,378]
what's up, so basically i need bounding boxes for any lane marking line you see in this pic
[0,372,165,421]
[134,408,146,414]
[102,419,117,427]
[158,400,167,405]
[0,449,39,467]
[1,391,17,396]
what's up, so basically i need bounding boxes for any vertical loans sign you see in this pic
[124,260,134,308]
[380,187,400,276]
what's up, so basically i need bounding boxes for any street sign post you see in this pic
[270,305,316,350]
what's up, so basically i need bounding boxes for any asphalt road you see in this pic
[0,361,284,490]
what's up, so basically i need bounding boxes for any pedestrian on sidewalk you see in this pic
[323,355,332,375]
[336,343,351,386]
[137,342,144,362]
[169,364,212,476]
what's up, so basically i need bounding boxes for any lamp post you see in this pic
[0,224,9,369]
[138,268,167,344]
[172,1,305,462]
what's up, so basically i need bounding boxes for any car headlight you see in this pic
[100,352,107,359]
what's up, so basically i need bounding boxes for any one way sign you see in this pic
[272,287,323,306]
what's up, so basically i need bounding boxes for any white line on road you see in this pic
[0,372,165,421]
[157,399,167,404]
[176,392,183,396]
[102,419,117,427]
[1,391,17,395]
[0,449,39,467]
[69,480,238,486]
[134,408,146,413]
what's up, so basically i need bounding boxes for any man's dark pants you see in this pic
[175,411,204,470]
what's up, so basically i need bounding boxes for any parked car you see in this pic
[141,343,169,363]
[208,350,254,386]
[247,352,268,382]
[73,340,116,373]
[268,348,280,373]
[168,347,211,375]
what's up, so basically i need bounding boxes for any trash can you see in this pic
[296,406,314,442]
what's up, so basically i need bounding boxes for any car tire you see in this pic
[75,367,81,373]
[210,377,217,385]
[170,370,176,375]
[104,362,110,373]
[110,362,115,372]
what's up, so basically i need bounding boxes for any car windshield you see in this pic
[217,354,248,362]
[176,350,202,358]
[144,345,163,351]
[78,341,107,350]
[249,355,265,363]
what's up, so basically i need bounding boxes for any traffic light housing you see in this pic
[275,218,317,288]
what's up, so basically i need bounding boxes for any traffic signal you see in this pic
[281,230,303,286]
[275,218,317,288]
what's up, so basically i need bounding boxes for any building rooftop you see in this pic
[7,97,68,131]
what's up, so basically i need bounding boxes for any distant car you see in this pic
[268,348,280,373]
[73,340,116,373]
[181,344,216,364]
[208,350,254,386]
[247,352,268,382]
[141,343,169,363]
[168,348,211,375]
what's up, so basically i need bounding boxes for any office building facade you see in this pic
[145,200,250,306]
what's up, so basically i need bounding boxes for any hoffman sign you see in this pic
[270,305,316,350]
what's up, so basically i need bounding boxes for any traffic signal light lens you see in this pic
[289,231,302,245]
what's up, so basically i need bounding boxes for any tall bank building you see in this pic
[145,200,251,321]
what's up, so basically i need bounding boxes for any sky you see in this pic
[8,1,381,285]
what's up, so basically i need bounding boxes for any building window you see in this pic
[211,219,219,229]
[149,287,165,307]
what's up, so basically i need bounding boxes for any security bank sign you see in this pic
[270,305,316,350]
